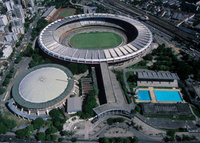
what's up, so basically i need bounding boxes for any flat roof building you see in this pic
[137,71,180,87]
[67,97,82,114]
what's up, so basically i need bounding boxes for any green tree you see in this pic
[100,137,109,143]
[49,109,60,119]
[133,136,139,143]
[58,138,64,142]
[167,130,175,137]
[143,54,153,61]
[10,67,15,73]
[3,119,16,130]
[67,63,87,75]
[6,73,12,78]
[32,117,44,129]
[16,42,21,47]
[0,88,6,94]
[36,132,45,141]
[117,137,124,143]
[135,105,141,113]
[1,7,7,14]
[60,130,69,136]
[45,134,51,141]
[46,126,58,134]
[0,122,8,134]
[15,125,34,139]
[124,138,131,143]
[71,137,77,142]
[51,134,58,141]
[107,118,113,125]
[3,78,10,86]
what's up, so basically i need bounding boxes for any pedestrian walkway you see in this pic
[133,116,165,136]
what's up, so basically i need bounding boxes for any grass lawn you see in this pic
[59,8,76,17]
[69,31,122,49]
[3,111,30,126]
[127,62,148,69]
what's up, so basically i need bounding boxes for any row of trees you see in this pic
[116,71,132,104]
[24,14,37,33]
[163,130,198,142]
[16,34,24,47]
[2,67,15,86]
[31,18,48,41]
[15,109,69,141]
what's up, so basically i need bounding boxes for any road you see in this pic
[0,11,42,88]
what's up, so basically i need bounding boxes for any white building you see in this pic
[30,0,34,7]
[2,45,13,58]
[5,1,11,11]
[11,26,24,34]
[10,17,23,27]
[11,32,18,41]
[4,34,12,42]
[4,33,18,42]
[10,0,15,9]
[11,17,24,34]
[0,15,8,26]
[0,26,5,32]
[14,5,25,23]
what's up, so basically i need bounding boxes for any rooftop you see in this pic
[138,71,180,80]
[67,97,82,113]
[12,64,74,109]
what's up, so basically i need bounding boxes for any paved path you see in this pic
[1,57,31,101]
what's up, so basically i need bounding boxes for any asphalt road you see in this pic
[0,11,42,88]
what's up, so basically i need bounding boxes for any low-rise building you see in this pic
[137,71,180,87]
[67,97,82,114]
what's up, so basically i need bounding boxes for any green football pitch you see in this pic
[69,31,122,49]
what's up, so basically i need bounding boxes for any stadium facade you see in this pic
[8,64,75,120]
[38,13,153,64]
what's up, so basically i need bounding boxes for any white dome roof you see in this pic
[18,67,69,103]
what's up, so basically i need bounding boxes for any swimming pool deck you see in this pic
[135,87,185,103]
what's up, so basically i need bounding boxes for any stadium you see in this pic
[8,64,75,119]
[38,13,153,64]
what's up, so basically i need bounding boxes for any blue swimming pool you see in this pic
[154,91,182,102]
[138,90,151,101]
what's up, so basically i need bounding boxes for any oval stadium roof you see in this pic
[38,13,153,64]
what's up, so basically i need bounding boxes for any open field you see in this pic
[59,8,76,17]
[49,8,76,22]
[69,31,122,49]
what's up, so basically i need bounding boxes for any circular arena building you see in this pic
[9,64,75,119]
[38,13,153,64]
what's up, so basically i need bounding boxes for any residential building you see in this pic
[14,4,25,23]
[0,15,8,26]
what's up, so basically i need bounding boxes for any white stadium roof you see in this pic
[38,13,153,64]
[19,67,69,103]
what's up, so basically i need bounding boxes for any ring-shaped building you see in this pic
[11,64,75,117]
[38,13,153,64]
